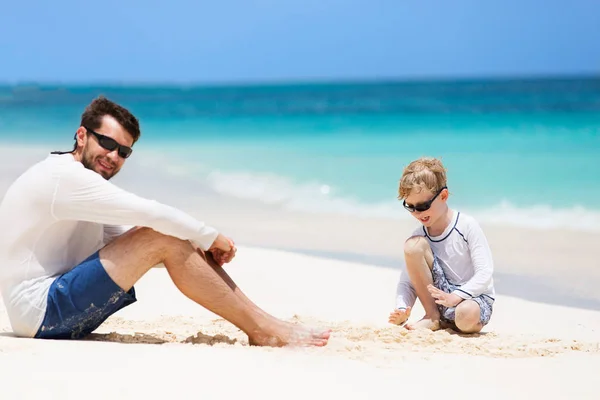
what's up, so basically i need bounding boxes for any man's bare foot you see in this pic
[389,306,412,325]
[405,316,441,331]
[248,321,331,347]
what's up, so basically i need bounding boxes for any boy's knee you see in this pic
[455,301,482,333]
[403,236,430,257]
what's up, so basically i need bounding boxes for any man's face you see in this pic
[80,116,134,180]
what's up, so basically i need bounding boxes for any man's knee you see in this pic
[130,227,162,237]
[403,236,431,258]
[99,226,194,290]
[455,300,482,333]
[111,227,188,256]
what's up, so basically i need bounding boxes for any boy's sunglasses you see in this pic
[403,186,447,213]
[84,126,133,159]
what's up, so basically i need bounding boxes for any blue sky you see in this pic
[1,0,598,83]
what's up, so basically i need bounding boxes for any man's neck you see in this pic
[426,207,454,237]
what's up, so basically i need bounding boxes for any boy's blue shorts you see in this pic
[431,256,494,326]
[34,251,137,340]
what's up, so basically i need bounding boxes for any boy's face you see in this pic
[404,187,448,227]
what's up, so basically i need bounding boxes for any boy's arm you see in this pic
[52,164,219,251]
[452,218,494,299]
[395,266,417,310]
[396,228,423,309]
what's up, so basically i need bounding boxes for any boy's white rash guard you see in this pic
[0,154,219,337]
[395,210,495,310]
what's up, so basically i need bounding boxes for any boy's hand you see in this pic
[427,284,462,307]
[389,306,412,325]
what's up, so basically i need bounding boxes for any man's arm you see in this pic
[451,218,494,300]
[51,164,219,251]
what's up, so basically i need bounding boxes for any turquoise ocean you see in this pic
[1,77,599,232]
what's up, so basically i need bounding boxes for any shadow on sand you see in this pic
[85,330,239,346]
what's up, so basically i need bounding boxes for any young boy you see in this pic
[389,157,495,333]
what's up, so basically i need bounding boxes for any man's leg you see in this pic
[402,236,441,330]
[35,251,138,340]
[197,247,293,325]
[99,227,330,347]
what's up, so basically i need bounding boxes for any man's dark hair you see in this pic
[52,96,141,155]
[81,96,141,143]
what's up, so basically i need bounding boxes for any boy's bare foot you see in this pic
[406,316,441,331]
[248,320,331,347]
[389,306,412,325]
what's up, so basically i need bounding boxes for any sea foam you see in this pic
[203,167,600,233]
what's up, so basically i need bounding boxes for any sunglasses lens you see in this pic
[98,136,132,158]
[99,137,118,151]
[119,148,132,158]
[403,202,430,213]
[403,187,446,213]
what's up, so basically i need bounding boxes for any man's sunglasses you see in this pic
[403,186,447,213]
[84,126,133,159]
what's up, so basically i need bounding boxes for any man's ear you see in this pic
[75,126,87,148]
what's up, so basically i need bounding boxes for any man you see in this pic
[0,96,330,347]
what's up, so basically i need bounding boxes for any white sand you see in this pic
[1,146,599,399]
[1,246,599,399]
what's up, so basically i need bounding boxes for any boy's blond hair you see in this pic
[398,157,447,200]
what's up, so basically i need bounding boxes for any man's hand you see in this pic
[427,284,462,308]
[208,234,237,266]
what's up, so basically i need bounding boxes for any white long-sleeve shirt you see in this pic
[0,154,219,337]
[395,210,495,310]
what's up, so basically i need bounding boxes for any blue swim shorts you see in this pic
[34,251,137,339]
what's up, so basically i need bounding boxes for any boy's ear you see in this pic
[441,188,449,201]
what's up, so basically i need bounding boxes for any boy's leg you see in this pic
[402,236,494,334]
[403,236,441,330]
[454,301,482,333]
[98,227,330,347]
[429,259,493,334]
[454,295,494,334]
[427,254,487,333]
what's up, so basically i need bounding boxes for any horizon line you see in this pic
[1,72,599,88]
